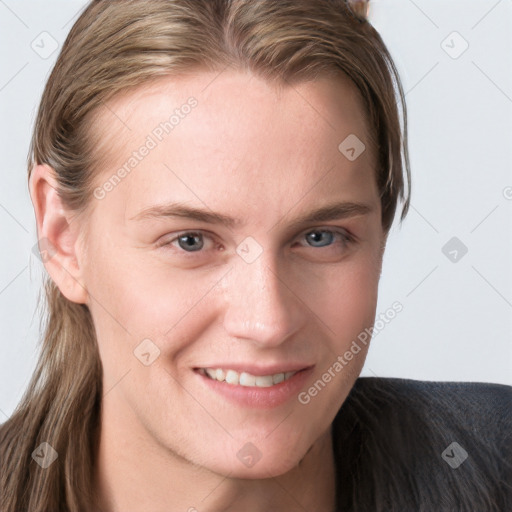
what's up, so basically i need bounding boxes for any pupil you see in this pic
[179,234,203,252]
[308,231,332,247]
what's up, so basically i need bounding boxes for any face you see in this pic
[79,69,385,478]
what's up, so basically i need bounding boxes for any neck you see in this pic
[92,400,336,512]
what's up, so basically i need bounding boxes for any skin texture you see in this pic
[29,69,386,512]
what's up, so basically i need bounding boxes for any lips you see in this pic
[199,367,299,387]
[195,364,315,408]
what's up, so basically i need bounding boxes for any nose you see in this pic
[222,250,305,348]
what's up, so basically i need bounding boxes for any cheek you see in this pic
[302,249,381,341]
[83,242,222,361]
[335,264,379,325]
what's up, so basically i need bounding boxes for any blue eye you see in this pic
[305,230,335,247]
[158,228,353,257]
[303,229,351,248]
[175,232,204,252]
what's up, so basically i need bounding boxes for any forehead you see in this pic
[99,68,373,150]
[88,69,378,221]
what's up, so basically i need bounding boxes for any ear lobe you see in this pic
[29,164,89,304]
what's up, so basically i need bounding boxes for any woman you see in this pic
[1,0,510,510]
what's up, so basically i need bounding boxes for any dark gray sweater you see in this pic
[332,377,512,511]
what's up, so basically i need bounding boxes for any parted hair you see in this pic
[0,1,411,510]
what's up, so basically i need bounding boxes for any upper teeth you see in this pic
[202,368,297,387]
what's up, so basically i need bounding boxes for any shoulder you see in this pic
[332,377,512,511]
[347,376,511,435]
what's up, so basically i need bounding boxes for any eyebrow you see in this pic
[129,200,373,229]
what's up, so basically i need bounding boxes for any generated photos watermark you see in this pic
[93,96,198,200]
[298,301,403,405]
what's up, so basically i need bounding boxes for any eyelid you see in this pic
[298,226,355,246]
[156,230,215,249]
[303,225,352,236]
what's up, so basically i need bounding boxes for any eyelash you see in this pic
[157,228,355,256]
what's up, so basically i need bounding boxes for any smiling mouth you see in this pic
[198,368,300,388]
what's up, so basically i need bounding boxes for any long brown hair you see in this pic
[0,1,410,510]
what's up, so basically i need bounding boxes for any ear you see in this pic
[29,164,89,304]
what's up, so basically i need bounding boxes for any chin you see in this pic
[213,456,302,480]
[201,436,314,480]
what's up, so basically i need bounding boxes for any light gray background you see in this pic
[1,0,511,420]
